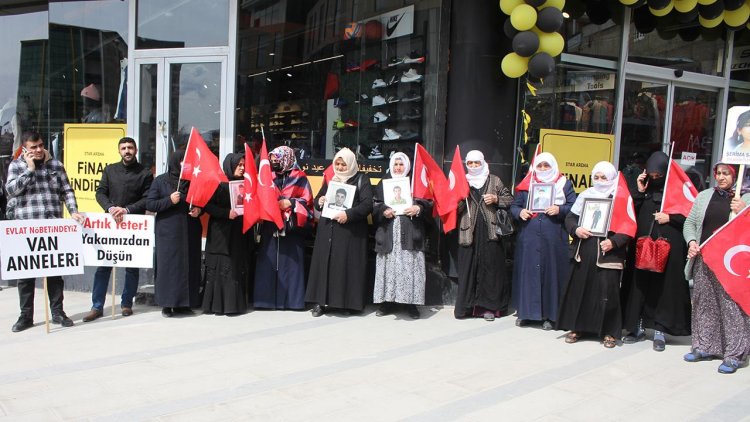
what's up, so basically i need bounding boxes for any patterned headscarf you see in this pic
[270,146,296,173]
[332,148,358,183]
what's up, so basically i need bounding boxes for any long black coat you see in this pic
[305,172,373,311]
[146,174,203,308]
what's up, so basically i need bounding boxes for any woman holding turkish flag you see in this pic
[622,151,691,351]
[682,163,750,374]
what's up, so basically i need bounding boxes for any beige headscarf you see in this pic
[332,148,359,183]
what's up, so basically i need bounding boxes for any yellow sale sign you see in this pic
[63,124,126,213]
[539,129,615,193]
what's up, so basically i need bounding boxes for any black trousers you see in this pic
[17,276,65,320]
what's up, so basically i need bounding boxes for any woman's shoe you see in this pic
[684,348,713,362]
[161,307,173,318]
[718,359,742,374]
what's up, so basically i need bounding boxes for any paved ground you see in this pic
[1,287,749,422]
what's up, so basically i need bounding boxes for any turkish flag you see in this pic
[443,146,469,233]
[515,143,543,192]
[242,143,261,233]
[182,128,228,207]
[257,139,284,229]
[700,206,750,315]
[661,159,698,216]
[412,144,454,229]
[609,172,637,238]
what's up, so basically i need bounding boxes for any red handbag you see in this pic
[634,221,671,273]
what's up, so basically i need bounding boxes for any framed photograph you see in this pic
[578,198,613,237]
[382,178,413,215]
[528,183,555,212]
[321,181,356,219]
[229,180,246,215]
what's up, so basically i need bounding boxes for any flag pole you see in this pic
[658,142,676,214]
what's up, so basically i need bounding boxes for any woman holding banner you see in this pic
[305,148,372,317]
[147,151,203,318]
[556,162,631,348]
[511,152,576,330]
[683,163,750,374]
[201,153,254,315]
[622,151,691,351]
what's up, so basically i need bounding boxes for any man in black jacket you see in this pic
[82,137,153,321]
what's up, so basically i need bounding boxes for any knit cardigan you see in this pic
[683,189,750,279]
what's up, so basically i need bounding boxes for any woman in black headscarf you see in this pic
[622,151,691,351]
[201,153,254,315]
[146,151,203,317]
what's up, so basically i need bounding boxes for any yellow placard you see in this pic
[63,124,126,213]
[539,129,615,193]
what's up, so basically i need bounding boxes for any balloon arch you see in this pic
[500,0,750,79]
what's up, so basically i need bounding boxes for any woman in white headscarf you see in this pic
[455,150,514,320]
[305,148,373,317]
[372,152,433,319]
[511,152,577,330]
[556,161,632,348]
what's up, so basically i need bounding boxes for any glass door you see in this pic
[134,56,226,175]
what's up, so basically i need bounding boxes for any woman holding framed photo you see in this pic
[372,152,432,319]
[556,162,631,348]
[305,148,373,317]
[511,152,577,330]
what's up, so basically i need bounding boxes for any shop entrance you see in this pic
[133,56,227,175]
[619,76,722,189]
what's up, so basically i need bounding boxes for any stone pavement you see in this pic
[0,287,749,422]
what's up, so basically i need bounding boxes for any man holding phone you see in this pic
[5,132,85,332]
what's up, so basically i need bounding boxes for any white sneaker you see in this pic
[372,95,386,107]
[372,79,387,89]
[373,112,389,123]
[401,68,423,83]
[383,128,401,140]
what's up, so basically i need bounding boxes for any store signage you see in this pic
[539,129,615,193]
[63,124,126,213]
[80,213,154,268]
[0,219,84,280]
[377,5,414,40]
[722,106,750,165]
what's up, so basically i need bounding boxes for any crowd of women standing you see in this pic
[148,146,750,374]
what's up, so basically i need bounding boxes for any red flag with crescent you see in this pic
[257,139,284,229]
[182,127,228,207]
[242,143,261,233]
[442,146,469,233]
[700,206,750,315]
[609,172,637,238]
[661,159,698,217]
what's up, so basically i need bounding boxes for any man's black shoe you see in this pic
[52,314,74,327]
[12,317,33,333]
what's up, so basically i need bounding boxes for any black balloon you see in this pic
[633,5,657,33]
[504,19,519,39]
[587,1,611,24]
[537,7,564,32]
[724,0,743,11]
[674,9,699,24]
[647,0,671,10]
[699,0,725,20]
[513,31,541,57]
[528,52,555,79]
[525,0,546,7]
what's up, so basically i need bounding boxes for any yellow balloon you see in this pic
[697,0,716,5]
[724,4,750,27]
[537,31,565,56]
[699,11,724,28]
[511,4,538,31]
[500,0,524,16]
[538,0,565,10]
[501,53,530,78]
[619,0,640,5]
[674,0,698,13]
[649,2,674,17]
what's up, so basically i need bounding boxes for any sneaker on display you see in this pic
[402,107,422,120]
[401,91,422,103]
[373,112,390,123]
[401,68,423,83]
[368,145,384,160]
[372,79,387,89]
[404,52,426,64]
[372,95,387,107]
[383,128,401,140]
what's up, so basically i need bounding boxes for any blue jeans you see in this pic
[92,267,140,311]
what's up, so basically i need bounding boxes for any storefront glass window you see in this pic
[137,0,230,49]
[235,0,446,176]
[627,7,726,76]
